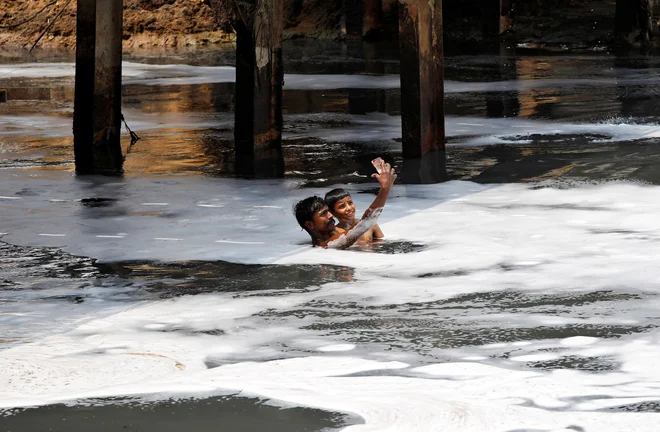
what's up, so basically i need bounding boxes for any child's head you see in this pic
[324,188,356,222]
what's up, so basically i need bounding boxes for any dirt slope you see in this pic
[0,0,232,49]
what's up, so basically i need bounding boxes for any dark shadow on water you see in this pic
[0,395,359,432]
[96,260,355,298]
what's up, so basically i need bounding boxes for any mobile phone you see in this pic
[371,157,384,174]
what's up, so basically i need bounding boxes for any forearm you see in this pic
[325,209,382,249]
[367,185,391,213]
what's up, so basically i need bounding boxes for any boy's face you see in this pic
[332,196,356,222]
[305,205,336,235]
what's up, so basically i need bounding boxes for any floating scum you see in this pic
[2,170,660,430]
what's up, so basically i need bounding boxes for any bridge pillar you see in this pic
[398,0,447,183]
[73,0,124,175]
[233,0,285,178]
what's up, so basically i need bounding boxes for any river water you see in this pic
[1,42,660,431]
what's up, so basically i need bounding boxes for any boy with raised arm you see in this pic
[293,162,396,249]
[324,188,384,244]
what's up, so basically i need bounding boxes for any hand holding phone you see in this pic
[371,157,385,174]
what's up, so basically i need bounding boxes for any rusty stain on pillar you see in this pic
[233,0,285,178]
[73,0,97,173]
[398,0,447,183]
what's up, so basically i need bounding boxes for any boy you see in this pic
[293,162,396,248]
[324,188,384,244]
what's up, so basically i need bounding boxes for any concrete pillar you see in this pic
[73,0,124,175]
[73,0,97,173]
[234,0,285,178]
[93,0,124,173]
[398,0,447,183]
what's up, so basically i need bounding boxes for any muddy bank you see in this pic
[0,0,233,50]
[1,0,659,52]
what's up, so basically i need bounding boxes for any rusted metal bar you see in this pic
[398,0,447,183]
[234,0,285,178]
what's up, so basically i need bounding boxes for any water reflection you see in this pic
[485,45,519,118]
[3,43,660,184]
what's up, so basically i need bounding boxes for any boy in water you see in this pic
[293,162,396,248]
[324,188,384,244]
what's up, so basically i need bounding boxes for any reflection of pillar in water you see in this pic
[398,0,447,183]
[348,43,387,115]
[233,0,285,178]
[515,58,556,118]
[615,56,658,118]
[73,0,124,175]
[486,43,519,118]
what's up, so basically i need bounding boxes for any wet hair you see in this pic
[293,196,327,233]
[324,188,351,212]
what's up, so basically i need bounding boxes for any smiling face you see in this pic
[331,196,356,223]
[305,205,336,236]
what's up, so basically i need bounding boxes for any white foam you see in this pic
[317,344,356,352]
[3,61,660,92]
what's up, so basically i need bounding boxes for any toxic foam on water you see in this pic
[3,61,660,90]
[2,170,660,429]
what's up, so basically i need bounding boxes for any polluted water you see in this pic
[1,43,660,431]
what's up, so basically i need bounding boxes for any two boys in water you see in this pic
[294,158,396,249]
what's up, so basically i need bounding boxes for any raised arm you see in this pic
[322,163,396,249]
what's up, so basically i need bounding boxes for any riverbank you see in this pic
[1,0,658,52]
[0,0,233,50]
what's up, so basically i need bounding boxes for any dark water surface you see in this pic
[1,395,355,432]
[2,42,660,185]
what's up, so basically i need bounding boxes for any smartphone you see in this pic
[371,157,385,174]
